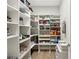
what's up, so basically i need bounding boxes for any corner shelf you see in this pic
[20,43,35,59]
[19,37,30,43]
[30,34,38,37]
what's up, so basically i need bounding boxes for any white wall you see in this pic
[60,0,70,43]
[31,6,60,15]
[60,0,70,59]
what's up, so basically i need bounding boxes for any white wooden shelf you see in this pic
[7,0,31,59]
[31,27,38,30]
[58,43,68,46]
[30,34,38,37]
[39,35,50,37]
[7,35,18,39]
[50,21,60,23]
[39,24,50,26]
[19,25,30,27]
[19,37,30,43]
[20,43,35,59]
[7,4,18,12]
[50,35,60,37]
[7,4,19,24]
[38,43,50,45]
[7,22,18,25]
[38,43,57,45]
[50,18,60,19]
[20,11,30,18]
[39,38,50,40]
[31,20,38,22]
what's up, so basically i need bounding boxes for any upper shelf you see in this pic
[20,11,30,18]
[19,1,29,12]
[7,35,18,39]
[7,0,18,10]
[7,22,18,25]
[19,37,30,44]
[39,35,50,37]
[7,4,19,12]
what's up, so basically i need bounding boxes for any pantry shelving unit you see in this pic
[7,0,19,59]
[30,15,38,45]
[20,41,35,59]
[19,0,35,59]
[19,37,30,44]
[7,0,61,58]
[7,0,34,59]
[30,15,39,52]
[38,15,61,52]
[30,15,38,35]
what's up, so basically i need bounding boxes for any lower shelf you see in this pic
[39,35,50,37]
[7,35,18,39]
[19,37,30,43]
[20,43,35,59]
[30,34,38,37]
[33,42,57,46]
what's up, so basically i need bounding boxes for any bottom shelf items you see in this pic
[20,42,35,59]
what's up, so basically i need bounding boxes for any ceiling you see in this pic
[28,0,61,7]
